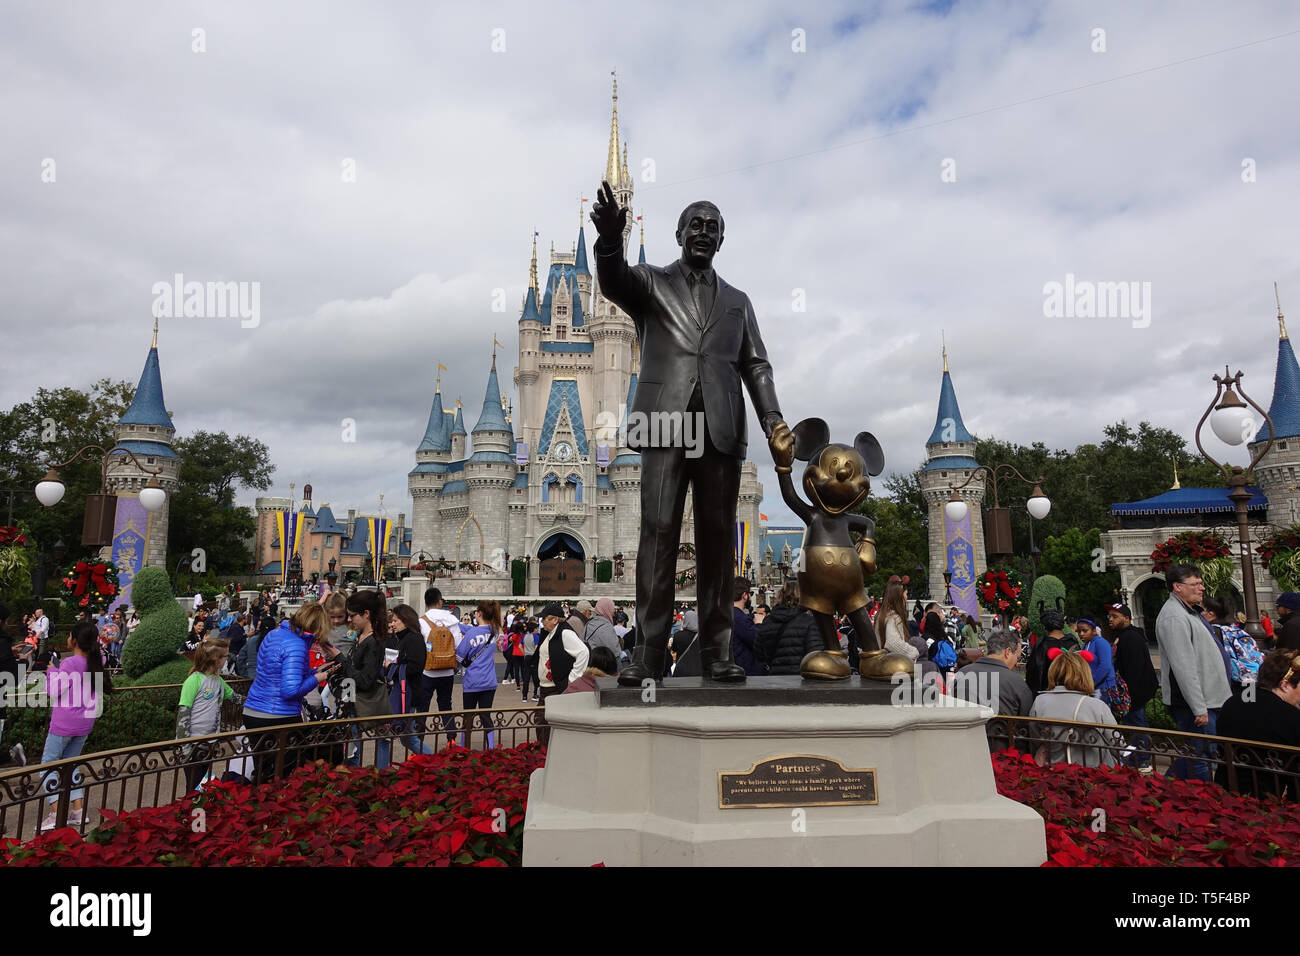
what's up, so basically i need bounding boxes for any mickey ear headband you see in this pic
[1047,647,1095,663]
[1076,618,1098,630]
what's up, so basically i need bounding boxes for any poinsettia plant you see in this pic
[1258,525,1300,592]
[2,743,545,867]
[58,558,121,615]
[976,565,1025,615]
[1150,530,1234,595]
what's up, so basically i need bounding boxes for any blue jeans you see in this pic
[40,733,88,805]
[345,726,391,769]
[1122,705,1152,768]
[1170,706,1218,782]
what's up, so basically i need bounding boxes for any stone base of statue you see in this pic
[522,678,1044,867]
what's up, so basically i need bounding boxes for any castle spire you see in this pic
[622,142,629,182]
[530,231,539,295]
[1257,286,1300,442]
[1274,280,1284,340]
[151,315,158,349]
[638,213,646,265]
[119,322,174,429]
[1171,458,1181,490]
[606,72,623,186]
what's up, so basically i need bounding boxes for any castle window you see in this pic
[556,325,567,340]
[1282,442,1289,450]
[147,458,155,464]
[325,535,333,547]
[312,548,319,560]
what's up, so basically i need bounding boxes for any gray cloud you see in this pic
[2,0,1298,531]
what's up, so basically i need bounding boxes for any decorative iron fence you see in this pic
[987,715,1300,800]
[0,707,543,843]
[4,678,253,759]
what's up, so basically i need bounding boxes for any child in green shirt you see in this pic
[176,639,241,792]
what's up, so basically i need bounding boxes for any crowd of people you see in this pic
[7,556,1300,828]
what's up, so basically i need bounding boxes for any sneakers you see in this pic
[67,808,85,827]
[38,811,58,832]
[532,694,539,702]
[9,744,25,766]
[1138,765,1154,775]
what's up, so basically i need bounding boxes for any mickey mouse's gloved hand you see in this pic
[769,421,794,473]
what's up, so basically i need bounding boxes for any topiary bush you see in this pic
[121,567,188,680]
[117,658,193,688]
[1027,574,1067,639]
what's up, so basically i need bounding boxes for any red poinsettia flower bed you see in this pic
[994,750,1299,866]
[1,743,545,867]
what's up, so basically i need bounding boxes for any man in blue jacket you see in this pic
[731,578,763,676]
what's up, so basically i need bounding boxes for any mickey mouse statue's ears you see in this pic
[791,418,830,461]
[855,432,884,477]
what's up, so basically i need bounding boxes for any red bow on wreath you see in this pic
[73,561,113,597]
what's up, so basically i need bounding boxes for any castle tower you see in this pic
[408,372,455,561]
[450,399,467,461]
[609,372,642,565]
[1250,289,1300,527]
[464,355,517,564]
[514,234,544,454]
[918,344,988,612]
[104,320,180,568]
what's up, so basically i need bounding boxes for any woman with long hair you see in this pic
[874,580,919,663]
[456,600,502,748]
[37,620,113,830]
[341,589,393,768]
[387,603,433,758]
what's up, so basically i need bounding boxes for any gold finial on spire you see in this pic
[941,330,949,373]
[1279,280,1289,340]
[1172,458,1181,490]
[529,231,538,294]
[606,71,623,186]
[435,366,441,393]
[151,316,159,348]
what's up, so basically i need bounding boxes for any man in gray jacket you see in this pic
[1154,563,1230,781]
[951,626,1034,751]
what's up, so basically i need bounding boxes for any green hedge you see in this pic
[1145,694,1177,731]
[596,560,613,583]
[122,567,189,679]
[511,559,527,596]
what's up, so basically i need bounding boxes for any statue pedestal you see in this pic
[522,679,1044,867]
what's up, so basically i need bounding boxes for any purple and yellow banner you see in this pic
[108,494,152,615]
[734,521,752,575]
[942,506,980,619]
[368,517,391,580]
[275,510,306,587]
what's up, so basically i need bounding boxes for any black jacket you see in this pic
[1110,624,1158,710]
[758,606,821,675]
[1025,633,1081,696]
[671,628,702,677]
[1216,687,1300,798]
[594,240,782,457]
[388,628,426,682]
[1275,612,1300,652]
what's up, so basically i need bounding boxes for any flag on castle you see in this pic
[368,517,391,579]
[275,510,306,587]
[734,521,752,575]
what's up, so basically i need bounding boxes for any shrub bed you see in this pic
[994,749,1299,866]
[3,743,544,866]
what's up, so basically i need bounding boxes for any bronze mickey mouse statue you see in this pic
[772,418,914,681]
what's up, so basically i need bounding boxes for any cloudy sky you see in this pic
[4,0,1299,530]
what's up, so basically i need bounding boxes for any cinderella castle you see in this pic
[407,78,763,596]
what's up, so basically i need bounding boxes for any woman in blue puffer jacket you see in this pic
[241,603,334,782]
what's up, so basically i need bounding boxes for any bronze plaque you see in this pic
[718,754,877,809]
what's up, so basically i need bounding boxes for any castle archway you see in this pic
[537,530,586,597]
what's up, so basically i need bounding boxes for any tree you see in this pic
[0,379,135,561]
[1040,527,1120,619]
[168,431,274,575]
[856,470,929,594]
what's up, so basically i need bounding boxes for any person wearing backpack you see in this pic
[1025,610,1080,696]
[925,611,958,675]
[419,587,462,732]
[457,601,504,748]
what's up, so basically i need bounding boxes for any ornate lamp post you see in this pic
[943,568,954,604]
[35,446,166,546]
[945,465,1050,559]
[326,556,337,586]
[1194,366,1273,642]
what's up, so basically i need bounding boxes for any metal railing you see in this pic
[0,707,542,843]
[987,715,1300,800]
